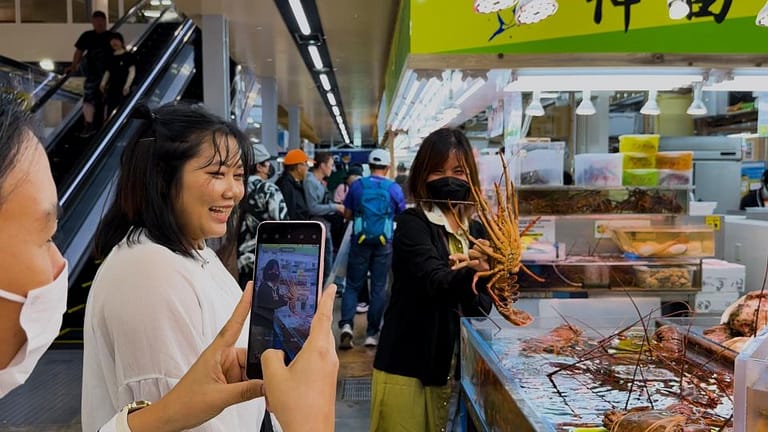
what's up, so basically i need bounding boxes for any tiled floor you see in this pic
[0,298,374,432]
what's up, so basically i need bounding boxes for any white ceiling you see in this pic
[174,0,400,146]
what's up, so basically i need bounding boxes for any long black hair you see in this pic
[94,102,252,260]
[0,92,34,208]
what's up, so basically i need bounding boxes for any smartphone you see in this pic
[246,220,325,379]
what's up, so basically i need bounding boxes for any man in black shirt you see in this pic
[740,169,768,209]
[66,11,113,136]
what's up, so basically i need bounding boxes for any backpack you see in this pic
[353,177,395,245]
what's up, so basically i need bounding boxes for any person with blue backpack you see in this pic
[339,149,406,349]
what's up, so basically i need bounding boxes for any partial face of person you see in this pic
[426,150,467,183]
[109,38,123,51]
[319,159,334,178]
[175,135,245,247]
[92,16,107,33]
[0,132,65,299]
[297,163,309,181]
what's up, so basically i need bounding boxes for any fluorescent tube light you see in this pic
[308,45,323,70]
[455,78,485,105]
[319,74,331,91]
[289,0,312,35]
[504,71,702,91]
[332,106,340,116]
[327,91,337,106]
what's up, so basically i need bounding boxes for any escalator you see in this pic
[40,5,202,347]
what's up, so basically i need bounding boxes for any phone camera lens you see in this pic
[312,235,317,239]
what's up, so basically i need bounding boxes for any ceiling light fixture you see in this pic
[640,89,661,115]
[515,0,559,24]
[575,90,596,115]
[288,0,312,35]
[319,73,331,91]
[525,91,545,116]
[757,0,768,26]
[454,78,486,105]
[686,82,707,116]
[307,45,323,70]
[39,59,55,72]
[327,91,337,106]
[503,69,703,91]
[667,0,690,20]
[332,106,340,116]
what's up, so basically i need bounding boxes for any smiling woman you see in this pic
[81,102,280,431]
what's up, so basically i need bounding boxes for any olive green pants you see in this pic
[369,368,453,432]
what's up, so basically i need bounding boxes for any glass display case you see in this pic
[516,186,689,216]
[460,317,734,432]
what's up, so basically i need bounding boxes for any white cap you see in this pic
[368,149,391,166]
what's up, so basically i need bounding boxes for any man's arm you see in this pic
[66,49,84,74]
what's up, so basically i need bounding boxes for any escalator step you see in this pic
[0,350,82,425]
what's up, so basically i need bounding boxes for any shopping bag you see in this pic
[327,221,353,282]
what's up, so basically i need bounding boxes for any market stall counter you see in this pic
[459,316,734,432]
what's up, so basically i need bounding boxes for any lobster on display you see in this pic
[453,153,543,326]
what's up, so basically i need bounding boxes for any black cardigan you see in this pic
[373,207,492,386]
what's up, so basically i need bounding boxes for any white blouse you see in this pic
[82,231,273,431]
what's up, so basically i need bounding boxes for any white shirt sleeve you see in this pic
[83,240,266,432]
[98,414,119,432]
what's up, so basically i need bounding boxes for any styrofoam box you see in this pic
[695,291,740,313]
[701,259,746,293]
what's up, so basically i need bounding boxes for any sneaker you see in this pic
[364,335,378,347]
[356,302,369,314]
[339,324,354,350]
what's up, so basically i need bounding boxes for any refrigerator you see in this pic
[659,136,743,213]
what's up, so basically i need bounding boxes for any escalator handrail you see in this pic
[127,6,174,58]
[30,0,153,113]
[59,18,197,210]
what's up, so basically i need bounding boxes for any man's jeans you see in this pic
[339,241,391,337]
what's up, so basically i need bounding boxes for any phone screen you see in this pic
[246,221,324,379]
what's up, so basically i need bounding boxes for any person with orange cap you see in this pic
[275,149,311,220]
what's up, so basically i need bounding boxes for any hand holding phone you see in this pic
[261,284,339,432]
[246,221,325,379]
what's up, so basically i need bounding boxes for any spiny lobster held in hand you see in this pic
[452,153,544,326]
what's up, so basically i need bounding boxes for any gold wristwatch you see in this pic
[124,400,152,414]
[117,400,152,432]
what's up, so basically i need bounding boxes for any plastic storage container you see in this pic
[574,153,623,186]
[658,169,693,187]
[623,152,656,169]
[509,141,565,185]
[734,327,768,431]
[623,169,659,186]
[656,151,693,170]
[634,265,695,289]
[619,134,660,154]
[611,225,716,258]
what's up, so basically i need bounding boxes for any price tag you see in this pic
[705,215,722,231]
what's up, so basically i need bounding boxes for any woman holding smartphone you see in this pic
[0,93,337,431]
[370,128,493,431]
[79,102,318,431]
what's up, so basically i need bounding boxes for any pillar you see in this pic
[202,15,230,119]
[287,105,301,150]
[261,77,279,155]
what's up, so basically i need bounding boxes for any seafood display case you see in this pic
[460,317,734,432]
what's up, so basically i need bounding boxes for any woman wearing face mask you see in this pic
[0,93,338,431]
[370,128,493,432]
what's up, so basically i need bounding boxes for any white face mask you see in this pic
[0,262,68,397]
